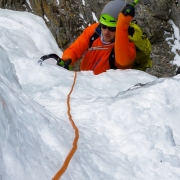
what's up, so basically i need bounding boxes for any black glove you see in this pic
[57,58,72,70]
[122,4,135,17]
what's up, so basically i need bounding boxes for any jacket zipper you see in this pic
[92,58,101,71]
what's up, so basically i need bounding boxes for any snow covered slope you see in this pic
[0,9,180,180]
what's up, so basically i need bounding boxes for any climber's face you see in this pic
[101,24,116,42]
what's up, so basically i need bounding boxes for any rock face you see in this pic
[0,0,179,77]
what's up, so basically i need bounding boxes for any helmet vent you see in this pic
[110,20,116,22]
[102,16,106,20]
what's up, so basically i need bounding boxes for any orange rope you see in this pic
[52,71,79,180]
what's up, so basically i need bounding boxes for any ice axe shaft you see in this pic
[131,0,139,7]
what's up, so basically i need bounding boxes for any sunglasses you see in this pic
[100,24,116,32]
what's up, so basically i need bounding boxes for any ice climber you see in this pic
[61,0,136,75]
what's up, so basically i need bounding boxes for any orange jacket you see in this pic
[62,13,136,75]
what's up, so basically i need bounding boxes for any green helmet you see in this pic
[99,0,126,27]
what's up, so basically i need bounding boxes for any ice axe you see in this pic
[38,53,72,70]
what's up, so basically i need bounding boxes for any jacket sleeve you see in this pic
[62,23,99,65]
[115,13,136,68]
